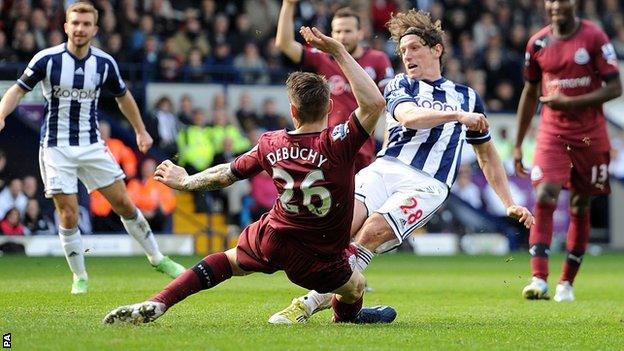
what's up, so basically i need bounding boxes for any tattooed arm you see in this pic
[154,160,240,191]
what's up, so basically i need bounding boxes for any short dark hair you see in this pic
[333,7,360,29]
[286,72,330,124]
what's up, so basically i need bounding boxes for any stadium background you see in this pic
[1,0,624,256]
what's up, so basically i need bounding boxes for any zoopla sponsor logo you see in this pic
[413,96,458,111]
[52,86,97,100]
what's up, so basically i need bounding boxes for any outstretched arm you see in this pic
[394,102,489,131]
[473,140,534,228]
[300,26,385,133]
[0,85,27,132]
[154,160,240,191]
[276,0,303,63]
[116,91,153,154]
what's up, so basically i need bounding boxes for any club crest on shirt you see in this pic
[530,166,543,181]
[574,48,590,65]
[331,123,350,141]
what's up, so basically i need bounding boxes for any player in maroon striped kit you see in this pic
[514,0,622,301]
[103,26,396,325]
[276,1,394,173]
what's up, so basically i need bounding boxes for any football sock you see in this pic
[301,290,330,315]
[58,226,87,280]
[300,243,374,314]
[331,294,363,323]
[353,243,373,272]
[560,211,590,285]
[151,252,232,308]
[529,202,556,281]
[121,210,164,265]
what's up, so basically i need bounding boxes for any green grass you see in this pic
[1,253,623,350]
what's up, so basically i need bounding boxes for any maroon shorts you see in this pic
[532,137,610,195]
[235,214,353,293]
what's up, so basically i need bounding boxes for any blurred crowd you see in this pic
[2,0,624,237]
[1,0,623,111]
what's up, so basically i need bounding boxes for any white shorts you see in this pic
[355,157,449,253]
[39,142,125,198]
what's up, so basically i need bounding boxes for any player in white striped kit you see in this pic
[269,9,534,324]
[0,3,185,294]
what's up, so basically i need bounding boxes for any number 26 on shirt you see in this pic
[272,168,332,217]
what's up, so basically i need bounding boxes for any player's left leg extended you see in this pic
[555,192,591,302]
[103,248,247,324]
[98,180,185,278]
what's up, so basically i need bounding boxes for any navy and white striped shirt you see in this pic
[17,43,127,147]
[379,73,491,187]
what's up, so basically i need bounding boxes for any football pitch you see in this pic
[1,253,622,350]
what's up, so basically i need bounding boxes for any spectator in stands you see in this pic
[263,38,288,83]
[259,98,288,131]
[133,35,159,80]
[234,41,269,84]
[30,8,49,50]
[210,109,251,155]
[177,108,215,175]
[488,80,518,113]
[0,178,27,218]
[0,208,27,236]
[21,175,46,209]
[235,92,259,134]
[105,33,129,63]
[177,94,195,126]
[199,0,217,31]
[99,121,138,179]
[173,16,210,60]
[148,96,179,158]
[127,158,176,233]
[15,32,37,62]
[131,14,157,52]
[97,11,118,48]
[9,18,29,48]
[182,47,207,82]
[452,165,483,209]
[0,30,17,63]
[205,42,236,83]
[209,13,232,49]
[231,13,255,55]
[23,199,54,235]
[176,108,215,212]
[212,91,227,111]
[156,37,183,81]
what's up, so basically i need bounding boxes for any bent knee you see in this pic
[535,184,561,204]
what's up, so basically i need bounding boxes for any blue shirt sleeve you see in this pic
[384,74,417,121]
[17,53,48,91]
[104,58,127,97]
[465,91,491,145]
